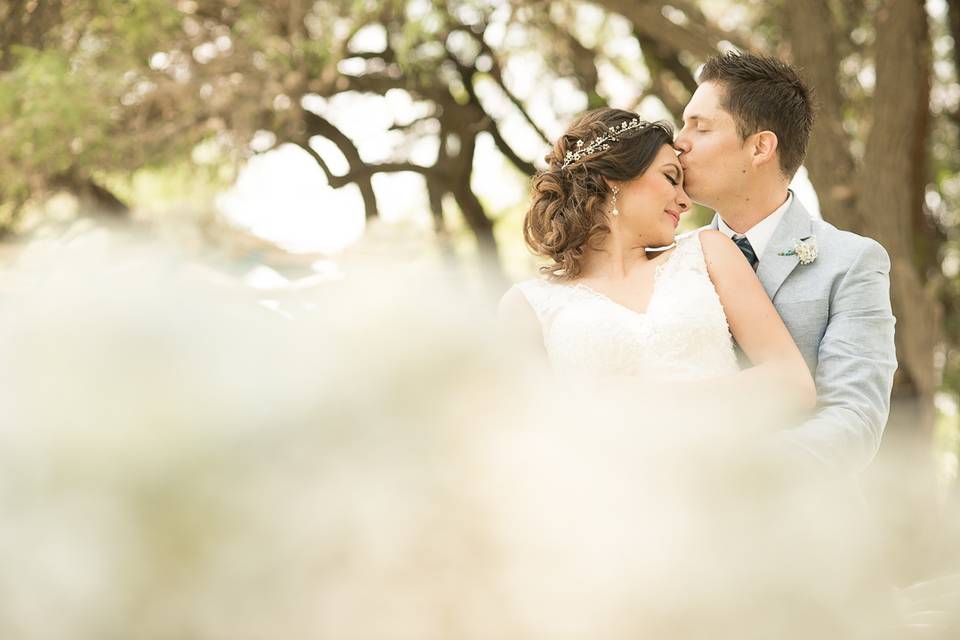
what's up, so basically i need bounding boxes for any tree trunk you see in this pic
[859,0,938,434]
[441,130,507,294]
[425,176,459,272]
[787,0,939,434]
[53,172,130,219]
[783,0,860,228]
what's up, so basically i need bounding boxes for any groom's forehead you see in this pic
[682,105,732,126]
[684,83,728,120]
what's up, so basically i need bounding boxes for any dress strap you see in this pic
[657,231,709,279]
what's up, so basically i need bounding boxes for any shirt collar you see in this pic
[717,191,793,260]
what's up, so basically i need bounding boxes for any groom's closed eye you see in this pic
[684,116,712,132]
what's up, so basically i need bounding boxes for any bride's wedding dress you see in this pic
[513,231,738,381]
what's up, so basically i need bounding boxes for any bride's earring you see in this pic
[610,185,620,217]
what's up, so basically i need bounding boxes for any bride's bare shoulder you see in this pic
[498,285,541,332]
[499,285,533,316]
[696,229,743,268]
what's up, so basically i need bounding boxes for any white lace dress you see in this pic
[514,232,738,381]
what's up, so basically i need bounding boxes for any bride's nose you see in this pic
[676,188,691,212]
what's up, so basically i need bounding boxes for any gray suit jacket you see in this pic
[709,197,897,472]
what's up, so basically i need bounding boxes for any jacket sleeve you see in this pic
[779,239,898,472]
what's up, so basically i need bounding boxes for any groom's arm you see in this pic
[779,239,897,472]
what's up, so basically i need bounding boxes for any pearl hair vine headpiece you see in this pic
[560,117,649,169]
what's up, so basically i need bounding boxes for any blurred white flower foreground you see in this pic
[0,229,956,639]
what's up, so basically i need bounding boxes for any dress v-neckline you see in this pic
[569,281,658,318]
[563,245,679,318]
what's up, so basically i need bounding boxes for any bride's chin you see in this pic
[650,233,677,248]
[635,228,676,250]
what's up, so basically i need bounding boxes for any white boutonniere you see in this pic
[777,235,818,265]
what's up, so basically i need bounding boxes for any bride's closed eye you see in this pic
[665,174,679,186]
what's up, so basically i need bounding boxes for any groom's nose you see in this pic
[674,134,691,154]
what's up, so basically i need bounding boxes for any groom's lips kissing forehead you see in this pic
[679,158,697,186]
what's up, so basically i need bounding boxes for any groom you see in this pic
[675,52,897,473]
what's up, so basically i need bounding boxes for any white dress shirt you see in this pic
[717,191,794,261]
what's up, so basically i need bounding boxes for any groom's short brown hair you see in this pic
[699,52,814,177]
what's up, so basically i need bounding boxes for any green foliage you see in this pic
[101,155,237,213]
[84,0,183,62]
[0,46,115,200]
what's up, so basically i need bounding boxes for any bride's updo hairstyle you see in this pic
[524,108,673,279]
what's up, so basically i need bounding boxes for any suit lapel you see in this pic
[755,199,813,299]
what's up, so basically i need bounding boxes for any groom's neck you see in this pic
[717,187,790,234]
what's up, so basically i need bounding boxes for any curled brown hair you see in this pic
[523,108,674,280]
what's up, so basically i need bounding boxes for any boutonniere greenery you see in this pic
[777,235,817,265]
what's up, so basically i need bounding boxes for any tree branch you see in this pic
[389,113,439,134]
[458,26,551,145]
[635,30,698,95]
[632,30,696,122]
[301,110,380,218]
[446,50,538,176]
[523,7,605,108]
[593,0,748,61]
[484,119,537,176]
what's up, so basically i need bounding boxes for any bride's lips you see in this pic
[665,210,680,227]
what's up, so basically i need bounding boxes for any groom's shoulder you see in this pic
[810,217,889,265]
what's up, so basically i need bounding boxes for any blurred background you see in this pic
[2,0,959,517]
[7,0,960,478]
[3,1,960,636]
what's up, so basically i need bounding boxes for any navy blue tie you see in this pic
[732,234,758,270]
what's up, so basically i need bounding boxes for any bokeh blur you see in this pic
[2,0,960,636]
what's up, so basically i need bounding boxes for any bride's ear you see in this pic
[750,131,779,168]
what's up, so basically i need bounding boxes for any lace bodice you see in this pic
[514,231,738,381]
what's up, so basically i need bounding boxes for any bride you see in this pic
[499,108,815,413]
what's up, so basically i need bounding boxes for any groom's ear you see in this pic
[749,131,779,168]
